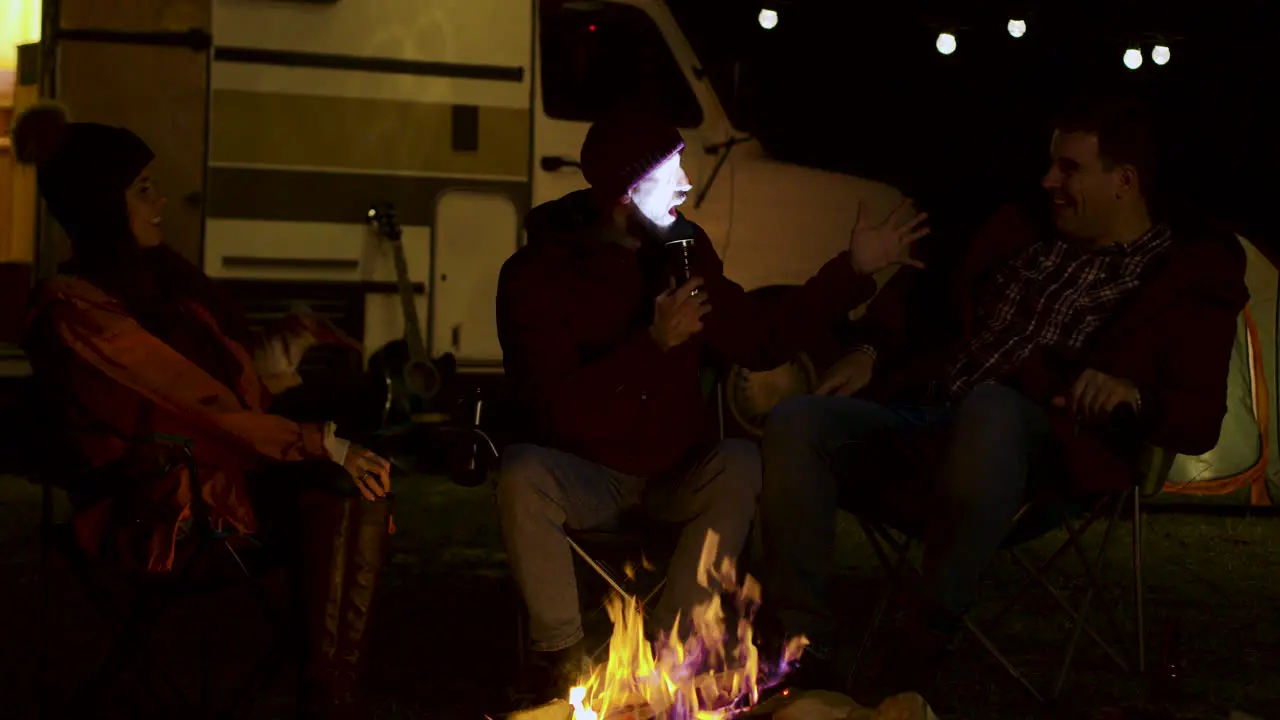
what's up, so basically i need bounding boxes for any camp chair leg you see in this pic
[858,518,1054,702]
[565,534,661,662]
[200,591,213,719]
[68,590,194,716]
[1058,498,1131,666]
[963,616,1046,704]
[219,583,293,720]
[859,518,904,573]
[1133,489,1145,673]
[569,542,628,658]
[641,578,667,608]
[1007,550,1125,670]
[1052,494,1129,698]
[849,578,893,679]
[38,482,55,720]
[850,519,914,678]
[514,576,528,669]
[566,535,629,599]
[990,501,1110,627]
[586,576,668,663]
[193,538,260,720]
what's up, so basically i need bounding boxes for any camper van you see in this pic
[34,0,906,427]
[201,0,906,362]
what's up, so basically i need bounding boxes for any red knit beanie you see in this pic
[580,114,685,202]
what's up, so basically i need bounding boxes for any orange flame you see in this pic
[569,530,807,719]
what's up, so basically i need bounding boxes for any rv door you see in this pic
[532,0,731,244]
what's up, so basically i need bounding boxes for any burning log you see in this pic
[525,530,812,720]
[504,530,825,720]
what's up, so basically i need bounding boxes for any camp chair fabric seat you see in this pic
[829,420,1097,546]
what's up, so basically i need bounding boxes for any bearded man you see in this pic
[495,113,929,701]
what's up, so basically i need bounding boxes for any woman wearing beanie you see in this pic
[14,103,390,718]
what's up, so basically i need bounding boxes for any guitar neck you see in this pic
[389,240,428,361]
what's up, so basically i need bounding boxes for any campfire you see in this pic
[564,530,808,720]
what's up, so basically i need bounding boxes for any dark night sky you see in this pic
[667,0,1279,247]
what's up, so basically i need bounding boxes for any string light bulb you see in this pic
[1151,45,1171,65]
[758,8,778,30]
[1123,47,1143,70]
[936,32,957,55]
[1007,19,1027,38]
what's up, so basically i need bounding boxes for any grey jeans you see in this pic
[497,439,762,652]
[759,382,1062,644]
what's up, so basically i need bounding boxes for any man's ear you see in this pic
[618,194,633,206]
[1116,164,1140,197]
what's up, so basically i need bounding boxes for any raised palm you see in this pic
[848,198,930,275]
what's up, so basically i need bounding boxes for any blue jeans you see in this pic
[759,383,1063,644]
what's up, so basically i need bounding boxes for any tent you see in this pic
[1158,235,1278,506]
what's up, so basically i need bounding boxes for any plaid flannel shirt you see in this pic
[940,223,1174,401]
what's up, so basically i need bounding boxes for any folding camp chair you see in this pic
[503,522,675,667]
[850,443,1175,703]
[563,524,677,663]
[38,433,294,720]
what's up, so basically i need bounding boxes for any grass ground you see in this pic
[0,472,1276,719]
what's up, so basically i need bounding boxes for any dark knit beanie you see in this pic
[11,103,155,250]
[580,114,685,202]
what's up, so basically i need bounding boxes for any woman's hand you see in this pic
[342,445,392,501]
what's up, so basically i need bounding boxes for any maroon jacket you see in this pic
[852,205,1249,493]
[497,190,877,476]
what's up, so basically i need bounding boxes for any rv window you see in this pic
[540,1,704,128]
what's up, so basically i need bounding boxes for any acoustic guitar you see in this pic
[365,203,449,428]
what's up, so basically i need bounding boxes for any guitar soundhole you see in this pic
[405,360,441,398]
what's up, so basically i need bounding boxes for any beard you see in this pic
[625,203,695,248]
[629,204,679,241]
[637,209,675,237]
[633,196,688,236]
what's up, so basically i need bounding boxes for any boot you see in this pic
[295,492,391,719]
[511,640,588,709]
[331,496,392,709]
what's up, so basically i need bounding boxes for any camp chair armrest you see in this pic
[1135,443,1174,498]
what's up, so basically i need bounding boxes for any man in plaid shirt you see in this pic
[940,220,1173,402]
[758,98,1248,696]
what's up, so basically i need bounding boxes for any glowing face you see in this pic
[626,152,692,229]
[125,162,167,248]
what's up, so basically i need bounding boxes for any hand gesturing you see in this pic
[848,198,930,276]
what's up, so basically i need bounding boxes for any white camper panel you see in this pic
[206,0,533,365]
